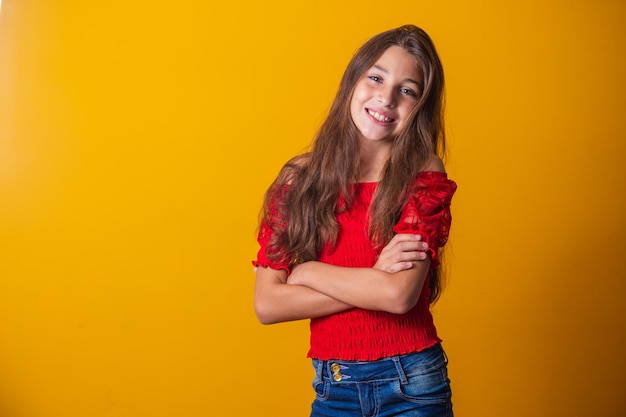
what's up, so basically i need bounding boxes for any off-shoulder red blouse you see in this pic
[253,171,457,360]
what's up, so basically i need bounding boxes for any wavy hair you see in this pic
[261,25,447,302]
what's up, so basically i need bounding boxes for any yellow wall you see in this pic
[1,0,625,416]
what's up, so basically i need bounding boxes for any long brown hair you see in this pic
[261,25,447,302]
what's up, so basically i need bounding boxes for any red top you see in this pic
[254,171,457,360]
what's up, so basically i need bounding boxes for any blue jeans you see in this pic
[310,344,453,417]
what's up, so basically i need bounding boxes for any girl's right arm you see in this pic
[254,234,428,324]
[254,266,352,324]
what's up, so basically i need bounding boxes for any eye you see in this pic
[368,75,382,83]
[400,87,418,97]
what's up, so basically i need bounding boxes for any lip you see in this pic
[365,107,395,125]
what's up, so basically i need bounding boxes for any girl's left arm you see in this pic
[287,258,430,315]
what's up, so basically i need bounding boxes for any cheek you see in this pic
[350,85,370,115]
[349,92,363,121]
[351,82,371,104]
[398,102,418,125]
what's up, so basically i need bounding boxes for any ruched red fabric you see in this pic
[252,185,292,274]
[253,171,457,360]
[392,171,456,268]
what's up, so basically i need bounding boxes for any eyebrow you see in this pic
[372,64,423,88]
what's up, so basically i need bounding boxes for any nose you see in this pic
[377,86,396,108]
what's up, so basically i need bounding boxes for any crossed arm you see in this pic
[254,234,432,324]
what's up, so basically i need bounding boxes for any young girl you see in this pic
[253,25,457,417]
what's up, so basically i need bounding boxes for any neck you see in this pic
[358,141,391,182]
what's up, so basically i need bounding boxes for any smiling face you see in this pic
[349,45,423,146]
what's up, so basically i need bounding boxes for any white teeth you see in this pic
[368,109,392,123]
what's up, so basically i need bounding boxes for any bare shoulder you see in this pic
[423,154,446,173]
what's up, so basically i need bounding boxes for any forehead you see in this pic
[370,46,423,81]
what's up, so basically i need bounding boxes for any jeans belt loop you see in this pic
[392,356,408,385]
[314,360,324,380]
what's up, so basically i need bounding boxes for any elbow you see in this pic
[384,287,420,315]
[255,310,275,325]
[381,268,429,314]
[256,316,276,325]
[388,298,419,315]
[254,299,279,325]
[255,312,272,325]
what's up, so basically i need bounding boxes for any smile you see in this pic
[367,109,394,123]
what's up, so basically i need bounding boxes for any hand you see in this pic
[254,265,287,284]
[286,262,308,286]
[373,234,429,273]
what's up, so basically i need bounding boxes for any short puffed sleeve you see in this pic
[252,185,292,274]
[392,172,457,268]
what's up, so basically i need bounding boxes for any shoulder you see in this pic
[421,154,445,173]
[411,155,456,194]
[411,155,448,187]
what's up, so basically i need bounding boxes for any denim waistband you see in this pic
[312,344,446,384]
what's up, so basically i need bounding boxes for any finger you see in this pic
[388,261,414,273]
[397,241,429,252]
[383,234,419,249]
[394,250,427,263]
[390,234,423,244]
[381,235,422,255]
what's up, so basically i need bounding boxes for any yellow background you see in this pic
[1,0,625,416]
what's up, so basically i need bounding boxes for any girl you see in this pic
[253,25,457,417]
